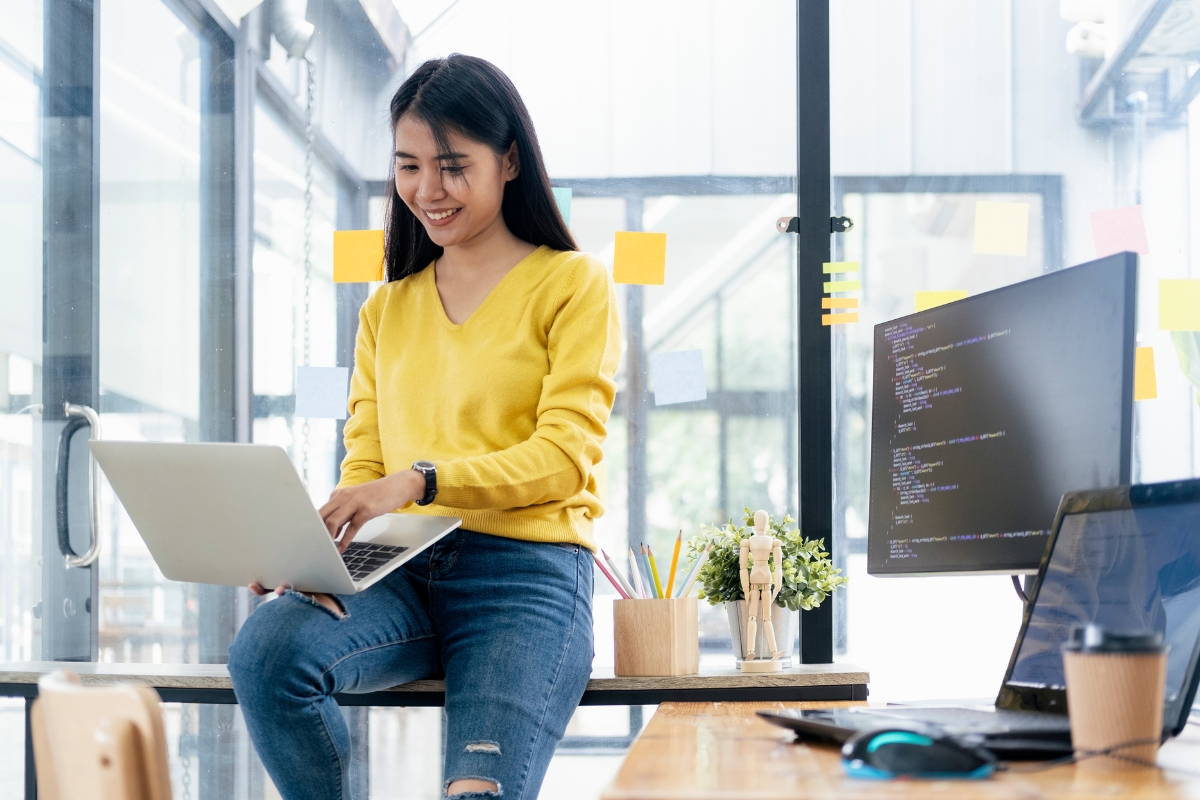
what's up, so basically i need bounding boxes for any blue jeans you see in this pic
[227,530,594,800]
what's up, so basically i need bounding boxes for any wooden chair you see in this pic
[30,670,172,800]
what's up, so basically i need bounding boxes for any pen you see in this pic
[647,545,664,599]
[628,547,647,598]
[602,548,637,599]
[592,551,629,598]
[665,530,682,597]
[676,543,712,598]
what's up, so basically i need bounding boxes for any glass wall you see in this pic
[830,0,1200,702]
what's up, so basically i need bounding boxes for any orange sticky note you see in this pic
[822,312,858,326]
[613,231,667,285]
[1159,279,1200,331]
[1134,347,1157,400]
[822,297,858,309]
[915,290,967,312]
[334,230,384,283]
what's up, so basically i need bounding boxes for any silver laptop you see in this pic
[90,441,461,594]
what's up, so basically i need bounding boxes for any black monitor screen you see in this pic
[867,254,1136,575]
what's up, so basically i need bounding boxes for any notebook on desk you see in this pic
[759,479,1200,759]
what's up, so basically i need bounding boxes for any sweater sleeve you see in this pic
[337,292,386,488]
[434,257,622,510]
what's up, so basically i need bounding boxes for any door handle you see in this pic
[56,402,102,568]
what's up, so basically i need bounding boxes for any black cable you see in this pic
[998,736,1200,778]
[1010,575,1028,604]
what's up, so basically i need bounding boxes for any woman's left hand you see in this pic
[319,470,426,551]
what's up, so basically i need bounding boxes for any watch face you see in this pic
[414,461,435,471]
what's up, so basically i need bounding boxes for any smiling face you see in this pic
[393,114,520,249]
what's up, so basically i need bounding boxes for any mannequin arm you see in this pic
[770,541,784,604]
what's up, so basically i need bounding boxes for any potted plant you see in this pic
[685,508,847,667]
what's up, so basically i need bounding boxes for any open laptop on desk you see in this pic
[760,478,1200,758]
[90,442,460,595]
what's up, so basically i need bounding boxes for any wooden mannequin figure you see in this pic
[739,509,785,672]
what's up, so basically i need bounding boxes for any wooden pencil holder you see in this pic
[613,598,699,677]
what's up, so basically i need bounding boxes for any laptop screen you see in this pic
[1007,500,1200,715]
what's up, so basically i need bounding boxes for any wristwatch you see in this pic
[412,461,437,506]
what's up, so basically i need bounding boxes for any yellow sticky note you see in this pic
[822,261,860,273]
[1159,279,1200,331]
[334,230,384,283]
[1134,347,1157,401]
[822,297,858,309]
[824,280,860,293]
[974,201,1029,256]
[915,290,967,312]
[613,231,667,285]
[822,312,858,326]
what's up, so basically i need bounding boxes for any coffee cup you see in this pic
[1062,624,1168,771]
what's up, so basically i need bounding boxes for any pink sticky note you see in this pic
[1090,205,1149,258]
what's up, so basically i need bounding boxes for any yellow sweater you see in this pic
[338,245,622,550]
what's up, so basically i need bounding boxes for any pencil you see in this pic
[628,547,647,598]
[647,545,664,599]
[592,551,629,598]
[665,530,682,597]
[602,548,637,599]
[638,545,656,598]
[676,544,712,598]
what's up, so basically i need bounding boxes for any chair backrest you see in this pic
[31,670,172,800]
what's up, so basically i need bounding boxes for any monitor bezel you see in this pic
[865,252,1137,576]
[994,478,1200,737]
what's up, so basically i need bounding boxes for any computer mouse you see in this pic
[842,728,996,780]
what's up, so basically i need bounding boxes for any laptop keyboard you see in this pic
[341,542,409,581]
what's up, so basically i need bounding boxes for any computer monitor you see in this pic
[867,253,1136,576]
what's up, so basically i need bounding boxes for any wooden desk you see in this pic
[602,702,1200,799]
[0,661,868,800]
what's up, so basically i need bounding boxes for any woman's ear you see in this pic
[502,141,520,181]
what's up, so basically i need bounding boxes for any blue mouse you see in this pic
[841,729,997,780]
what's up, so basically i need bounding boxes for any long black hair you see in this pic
[383,55,576,281]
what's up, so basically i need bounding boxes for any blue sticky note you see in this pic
[295,366,349,419]
[650,350,707,406]
[552,187,572,227]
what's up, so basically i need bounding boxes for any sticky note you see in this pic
[1134,347,1157,401]
[613,231,667,285]
[822,312,858,326]
[650,349,706,405]
[915,290,967,312]
[552,187,572,227]
[824,280,860,293]
[1091,205,1149,258]
[295,366,349,419]
[333,230,384,283]
[1159,279,1200,330]
[822,261,860,273]
[973,201,1029,256]
[822,297,858,309]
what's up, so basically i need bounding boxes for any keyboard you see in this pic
[341,542,409,581]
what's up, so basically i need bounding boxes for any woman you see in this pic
[228,54,621,800]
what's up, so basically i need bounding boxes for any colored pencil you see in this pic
[676,544,712,598]
[638,545,657,598]
[592,551,629,598]
[647,545,665,599]
[628,547,647,598]
[602,548,637,599]
[665,530,682,597]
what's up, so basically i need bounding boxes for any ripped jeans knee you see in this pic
[284,589,347,620]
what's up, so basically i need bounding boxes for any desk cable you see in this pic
[997,735,1200,777]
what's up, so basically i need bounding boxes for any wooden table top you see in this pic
[0,661,868,695]
[602,701,1200,800]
